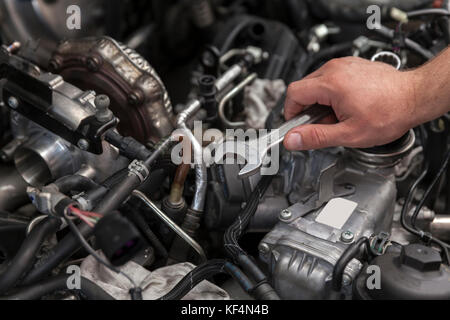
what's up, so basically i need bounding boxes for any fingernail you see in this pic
[285,133,302,150]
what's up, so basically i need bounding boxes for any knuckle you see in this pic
[310,127,328,148]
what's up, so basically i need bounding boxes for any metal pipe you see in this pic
[218,73,257,128]
[215,64,244,92]
[169,163,191,205]
[430,216,450,242]
[132,190,207,262]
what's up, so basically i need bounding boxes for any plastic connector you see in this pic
[94,212,144,266]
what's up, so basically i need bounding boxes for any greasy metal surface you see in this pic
[50,37,174,143]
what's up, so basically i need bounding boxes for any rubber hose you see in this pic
[0,217,61,295]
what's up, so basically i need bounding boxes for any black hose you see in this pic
[20,167,168,286]
[223,176,280,300]
[373,24,435,60]
[127,210,168,259]
[158,260,253,300]
[105,130,153,161]
[0,217,61,295]
[332,237,370,292]
[54,175,100,194]
[224,176,273,259]
[0,275,114,300]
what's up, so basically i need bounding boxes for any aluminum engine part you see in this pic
[10,112,128,187]
[243,78,286,129]
[49,37,174,143]
[259,143,415,299]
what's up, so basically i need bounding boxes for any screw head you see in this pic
[128,91,142,105]
[77,139,90,151]
[280,209,292,221]
[258,243,270,255]
[341,231,354,243]
[7,96,19,109]
[86,56,101,72]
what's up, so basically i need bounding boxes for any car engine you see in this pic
[0,0,449,301]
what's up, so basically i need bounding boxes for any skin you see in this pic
[283,47,450,151]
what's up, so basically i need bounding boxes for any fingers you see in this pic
[283,122,352,150]
[284,77,330,120]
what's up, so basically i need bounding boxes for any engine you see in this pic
[0,0,448,302]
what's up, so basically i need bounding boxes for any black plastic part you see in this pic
[105,130,153,161]
[354,244,450,300]
[93,212,144,266]
[198,75,217,120]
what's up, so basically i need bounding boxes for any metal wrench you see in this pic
[214,104,333,178]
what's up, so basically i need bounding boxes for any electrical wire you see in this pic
[400,148,450,265]
[411,148,450,229]
[63,207,142,300]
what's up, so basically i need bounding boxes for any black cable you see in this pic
[158,260,253,300]
[223,176,280,300]
[62,213,142,300]
[411,148,450,228]
[20,153,170,287]
[0,217,61,295]
[332,237,370,292]
[0,275,115,300]
[400,148,450,264]
[373,23,435,60]
[224,176,273,259]
[126,210,168,259]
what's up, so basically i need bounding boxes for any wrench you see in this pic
[214,104,333,178]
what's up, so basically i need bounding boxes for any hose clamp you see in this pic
[128,160,150,182]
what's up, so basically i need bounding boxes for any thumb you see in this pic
[284,123,351,150]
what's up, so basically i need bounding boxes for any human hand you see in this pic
[283,56,426,151]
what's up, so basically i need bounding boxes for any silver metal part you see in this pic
[214,104,332,178]
[218,73,257,129]
[371,51,402,70]
[430,216,450,242]
[132,190,207,263]
[11,113,128,187]
[260,149,399,299]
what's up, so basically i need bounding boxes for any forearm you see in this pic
[412,47,450,125]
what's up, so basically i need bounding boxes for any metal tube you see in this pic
[430,216,450,242]
[215,64,244,92]
[132,190,207,262]
[218,73,257,128]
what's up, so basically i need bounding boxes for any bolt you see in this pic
[341,231,354,243]
[7,96,19,109]
[280,209,292,221]
[86,56,101,72]
[95,94,114,122]
[258,243,270,255]
[128,91,142,106]
[77,139,90,151]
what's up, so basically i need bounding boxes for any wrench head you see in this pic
[214,139,263,179]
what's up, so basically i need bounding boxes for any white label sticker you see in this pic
[315,198,357,229]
